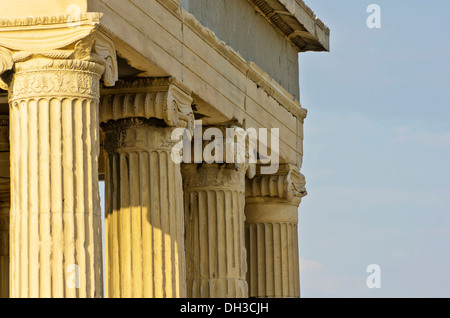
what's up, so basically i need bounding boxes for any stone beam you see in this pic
[0,0,88,18]
[88,0,305,166]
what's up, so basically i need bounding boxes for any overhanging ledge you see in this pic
[248,0,330,52]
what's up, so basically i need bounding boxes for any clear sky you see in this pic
[298,0,450,297]
[99,0,449,299]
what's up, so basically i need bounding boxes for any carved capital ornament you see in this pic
[100,77,195,131]
[0,13,118,90]
[246,164,307,203]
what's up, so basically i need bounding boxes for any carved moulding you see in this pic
[246,164,307,203]
[8,59,104,101]
[180,8,307,122]
[100,77,195,131]
[182,163,247,191]
[156,0,180,12]
[0,13,118,90]
[101,117,181,154]
[184,121,259,177]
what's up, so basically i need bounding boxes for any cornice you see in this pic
[0,13,101,27]
[180,9,307,121]
[247,62,307,121]
[247,0,330,52]
[181,10,248,72]
[156,0,180,13]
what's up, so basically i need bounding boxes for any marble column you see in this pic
[0,117,10,298]
[100,78,194,298]
[182,159,255,298]
[7,58,106,298]
[0,19,118,297]
[245,165,307,298]
[0,200,8,298]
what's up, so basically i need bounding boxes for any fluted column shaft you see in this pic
[245,200,300,298]
[8,58,105,298]
[245,168,306,298]
[102,118,186,298]
[182,164,248,298]
[0,117,9,298]
[0,201,8,298]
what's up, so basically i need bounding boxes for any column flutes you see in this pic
[8,58,106,298]
[182,161,253,298]
[182,134,255,298]
[245,165,307,298]
[0,201,8,298]
[0,17,118,297]
[100,78,194,298]
[181,123,257,298]
[0,117,9,298]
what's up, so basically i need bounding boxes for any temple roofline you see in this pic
[248,0,330,52]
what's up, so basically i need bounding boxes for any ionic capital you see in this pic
[184,123,257,179]
[8,59,106,102]
[101,117,182,153]
[246,164,307,204]
[100,77,194,131]
[181,163,246,191]
[0,13,118,89]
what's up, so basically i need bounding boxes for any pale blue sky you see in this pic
[298,0,450,297]
[99,0,450,298]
